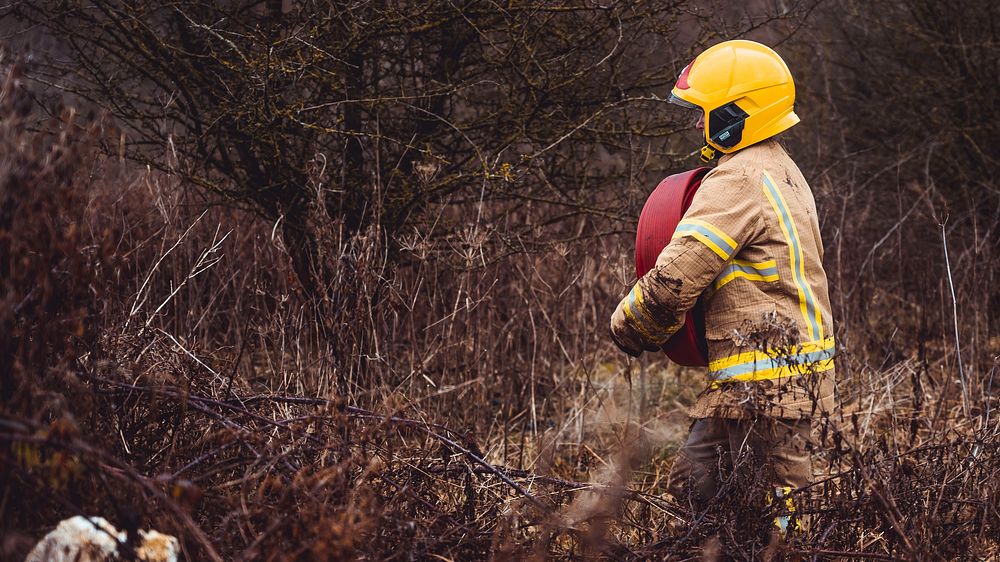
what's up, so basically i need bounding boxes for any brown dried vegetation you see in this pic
[1,1,999,560]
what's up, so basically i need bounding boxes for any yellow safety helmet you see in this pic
[669,40,799,162]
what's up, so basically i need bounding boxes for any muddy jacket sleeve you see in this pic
[611,166,764,353]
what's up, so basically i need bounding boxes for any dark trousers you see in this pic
[668,417,812,517]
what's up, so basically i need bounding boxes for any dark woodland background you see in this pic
[1,1,998,560]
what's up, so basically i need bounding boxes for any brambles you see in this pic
[1,1,1000,560]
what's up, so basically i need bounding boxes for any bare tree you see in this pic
[8,1,731,297]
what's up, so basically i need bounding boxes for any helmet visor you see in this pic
[668,93,699,110]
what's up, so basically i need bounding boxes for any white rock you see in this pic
[24,516,179,562]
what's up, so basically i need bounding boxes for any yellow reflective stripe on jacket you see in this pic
[672,218,737,260]
[708,336,835,382]
[623,284,676,343]
[714,259,779,290]
[761,171,823,341]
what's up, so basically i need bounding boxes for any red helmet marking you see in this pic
[675,61,693,90]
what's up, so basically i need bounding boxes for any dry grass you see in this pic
[2,2,1000,559]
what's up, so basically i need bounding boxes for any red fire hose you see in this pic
[635,168,710,366]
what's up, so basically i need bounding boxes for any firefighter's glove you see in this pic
[610,295,661,357]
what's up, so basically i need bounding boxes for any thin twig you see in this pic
[940,220,970,416]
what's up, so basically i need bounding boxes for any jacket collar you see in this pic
[717,139,779,166]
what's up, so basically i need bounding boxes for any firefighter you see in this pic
[609,40,835,550]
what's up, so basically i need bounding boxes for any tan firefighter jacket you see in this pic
[612,139,835,418]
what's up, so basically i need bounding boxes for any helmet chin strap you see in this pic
[699,144,717,163]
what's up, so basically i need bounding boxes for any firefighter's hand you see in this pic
[610,296,660,357]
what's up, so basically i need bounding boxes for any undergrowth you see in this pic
[2,6,1000,559]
